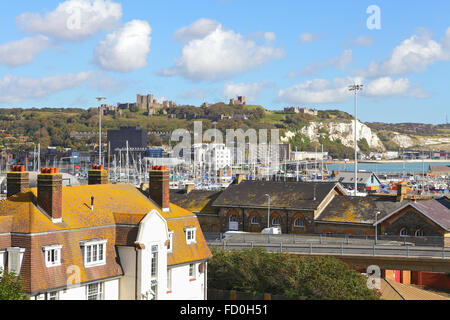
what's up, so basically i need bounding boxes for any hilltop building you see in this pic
[137,94,176,115]
[229,96,246,106]
[284,107,318,116]
[0,165,211,300]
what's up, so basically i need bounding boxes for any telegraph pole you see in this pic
[96,97,106,165]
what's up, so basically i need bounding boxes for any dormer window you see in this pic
[185,227,197,245]
[80,239,107,268]
[167,231,174,253]
[43,245,62,267]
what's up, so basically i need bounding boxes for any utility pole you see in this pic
[96,97,106,165]
[265,194,271,229]
[349,84,363,195]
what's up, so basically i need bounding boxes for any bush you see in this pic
[0,270,28,300]
[208,248,379,300]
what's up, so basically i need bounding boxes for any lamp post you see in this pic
[265,194,271,228]
[349,84,363,195]
[96,97,107,165]
[374,211,380,245]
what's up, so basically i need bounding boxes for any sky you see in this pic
[0,0,449,124]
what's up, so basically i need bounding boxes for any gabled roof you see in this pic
[333,171,380,185]
[374,198,450,231]
[316,195,409,224]
[212,180,345,210]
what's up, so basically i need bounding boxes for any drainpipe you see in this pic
[204,262,208,300]
[135,247,139,300]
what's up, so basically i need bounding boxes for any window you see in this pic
[7,247,25,275]
[185,227,197,245]
[415,229,424,237]
[167,269,172,293]
[251,216,259,225]
[43,245,62,267]
[0,250,5,274]
[167,231,174,253]
[189,263,196,280]
[294,218,304,228]
[399,228,408,237]
[48,291,59,300]
[86,282,103,300]
[229,214,237,222]
[272,217,281,226]
[151,245,158,279]
[81,240,107,267]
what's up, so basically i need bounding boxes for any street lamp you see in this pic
[374,211,380,244]
[96,97,107,166]
[349,84,363,195]
[265,194,271,228]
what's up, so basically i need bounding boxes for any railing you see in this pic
[204,232,446,248]
[207,241,450,259]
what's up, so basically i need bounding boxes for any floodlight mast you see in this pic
[96,97,107,166]
[348,84,363,195]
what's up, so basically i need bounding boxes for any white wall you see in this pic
[32,279,120,300]
[117,246,136,300]
[163,263,206,300]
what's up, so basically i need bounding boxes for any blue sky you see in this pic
[0,0,449,124]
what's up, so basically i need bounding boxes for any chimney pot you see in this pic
[7,166,29,197]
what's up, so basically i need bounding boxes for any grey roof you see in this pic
[333,171,380,184]
[212,180,345,210]
[376,198,450,231]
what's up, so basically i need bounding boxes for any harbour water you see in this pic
[327,161,450,174]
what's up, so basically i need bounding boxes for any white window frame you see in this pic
[86,282,104,300]
[167,231,174,253]
[415,229,424,237]
[251,216,259,225]
[48,290,59,300]
[189,263,196,280]
[185,227,197,245]
[43,245,62,267]
[272,217,281,226]
[167,269,172,293]
[81,240,107,268]
[399,228,408,237]
[151,245,158,280]
[294,218,304,228]
[7,247,25,275]
[0,250,5,274]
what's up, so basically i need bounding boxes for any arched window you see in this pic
[251,216,259,225]
[399,228,408,237]
[294,218,304,228]
[415,229,424,237]
[272,217,281,226]
[229,214,237,222]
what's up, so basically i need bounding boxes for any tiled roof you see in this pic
[316,195,409,224]
[212,180,344,210]
[380,279,449,300]
[333,171,379,184]
[169,190,221,215]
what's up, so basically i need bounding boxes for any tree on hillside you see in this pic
[208,248,379,300]
[0,270,28,300]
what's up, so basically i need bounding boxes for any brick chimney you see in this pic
[88,164,108,185]
[149,166,170,212]
[7,165,29,198]
[38,168,63,222]
[396,181,407,202]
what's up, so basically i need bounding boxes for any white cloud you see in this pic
[93,20,151,73]
[356,28,450,78]
[303,49,353,75]
[0,71,95,104]
[277,77,357,104]
[351,36,374,47]
[0,36,54,67]
[299,33,321,43]
[223,81,276,102]
[364,77,410,97]
[174,18,221,42]
[167,22,284,81]
[263,32,276,42]
[16,0,122,41]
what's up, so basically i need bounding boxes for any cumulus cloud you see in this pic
[277,76,429,104]
[166,21,284,81]
[299,33,321,43]
[173,18,221,42]
[248,31,277,42]
[0,36,54,67]
[93,20,151,72]
[302,49,353,76]
[356,28,450,78]
[223,81,276,102]
[16,0,122,41]
[0,71,96,104]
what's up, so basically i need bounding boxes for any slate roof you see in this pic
[380,279,449,300]
[333,171,380,185]
[316,195,409,224]
[375,198,450,231]
[169,189,221,215]
[211,180,345,210]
